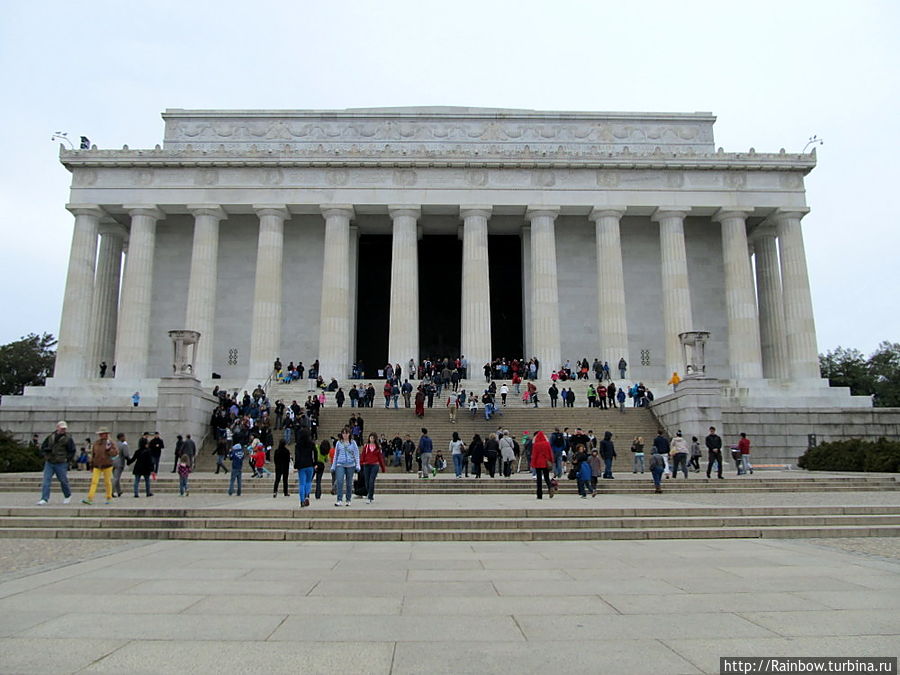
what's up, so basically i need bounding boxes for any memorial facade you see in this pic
[47,107,834,398]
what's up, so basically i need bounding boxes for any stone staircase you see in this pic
[1,473,896,495]
[0,503,898,541]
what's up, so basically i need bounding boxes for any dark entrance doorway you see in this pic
[419,235,461,360]
[488,235,523,359]
[355,234,391,375]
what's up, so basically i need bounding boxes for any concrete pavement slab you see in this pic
[0,637,129,674]
[601,591,831,614]
[269,614,524,642]
[738,609,900,637]
[792,589,900,610]
[21,612,286,641]
[400,595,619,616]
[391,640,702,674]
[183,594,403,615]
[494,578,682,595]
[121,579,317,596]
[80,640,395,673]
[308,580,498,597]
[664,636,900,674]
[0,592,204,615]
[516,611,779,641]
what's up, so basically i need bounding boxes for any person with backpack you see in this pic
[599,431,616,479]
[129,434,155,498]
[549,428,566,478]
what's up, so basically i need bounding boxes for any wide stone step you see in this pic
[1,524,898,542]
[3,513,899,531]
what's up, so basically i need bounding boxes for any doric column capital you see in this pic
[388,205,421,219]
[651,207,689,223]
[749,223,778,242]
[459,205,492,220]
[123,205,164,220]
[187,204,227,220]
[253,204,290,219]
[98,219,128,238]
[320,204,355,220]
[525,206,560,222]
[589,206,627,221]
[771,207,811,223]
[712,207,755,223]
[66,204,105,218]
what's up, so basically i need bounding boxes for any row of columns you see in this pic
[53,203,820,384]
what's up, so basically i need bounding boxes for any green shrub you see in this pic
[798,437,900,473]
[0,429,43,472]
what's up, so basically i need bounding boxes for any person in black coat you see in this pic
[599,431,617,479]
[128,435,154,497]
[468,434,485,478]
[272,440,292,497]
[294,429,317,507]
[483,433,500,478]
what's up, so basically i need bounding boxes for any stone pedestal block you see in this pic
[156,377,219,469]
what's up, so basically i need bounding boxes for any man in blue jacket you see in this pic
[418,428,434,478]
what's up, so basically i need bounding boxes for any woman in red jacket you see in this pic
[530,431,555,499]
[360,432,387,504]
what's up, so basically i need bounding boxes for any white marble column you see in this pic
[652,208,694,378]
[521,225,532,359]
[55,205,103,380]
[714,208,763,380]
[184,205,226,380]
[317,205,354,380]
[589,207,629,370]
[773,208,820,380]
[115,206,163,381]
[752,229,789,379]
[348,225,359,370]
[460,206,492,374]
[248,205,288,382]
[388,206,420,369]
[88,224,125,377]
[526,206,562,375]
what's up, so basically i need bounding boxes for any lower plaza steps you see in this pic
[0,502,898,542]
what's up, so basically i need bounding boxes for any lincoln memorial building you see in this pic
[4,107,882,463]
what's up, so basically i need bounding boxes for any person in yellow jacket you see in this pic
[82,427,118,505]
[667,372,682,391]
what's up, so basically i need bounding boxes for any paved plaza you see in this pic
[0,486,898,674]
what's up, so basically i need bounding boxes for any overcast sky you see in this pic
[1,0,897,356]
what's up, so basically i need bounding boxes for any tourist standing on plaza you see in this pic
[360,432,387,503]
[449,431,466,478]
[469,434,484,478]
[213,439,229,474]
[112,432,130,498]
[414,388,425,417]
[314,438,330,500]
[418,428,434,478]
[738,432,753,475]
[499,431,516,478]
[652,430,671,478]
[649,448,666,493]
[573,445,596,498]
[37,421,74,505]
[148,431,164,478]
[689,436,702,472]
[227,443,245,496]
[272,440,292,498]
[129,435,154,497]
[599,431,616,479]
[82,427,118,505]
[331,427,360,506]
[530,431,555,499]
[705,426,724,479]
[670,431,690,478]
[618,357,627,380]
[401,434,415,473]
[484,433,500,478]
[631,436,645,473]
[177,455,191,496]
[295,430,316,506]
